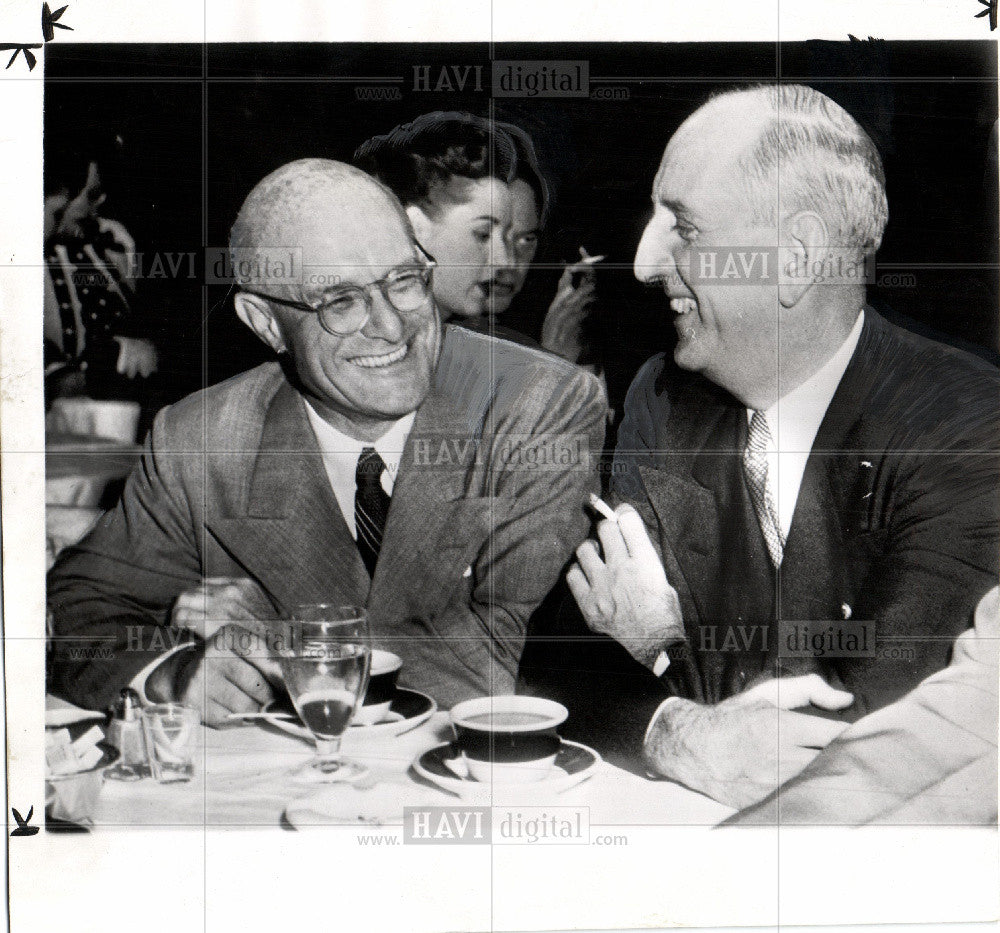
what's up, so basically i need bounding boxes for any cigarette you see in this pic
[588,493,619,522]
[580,254,605,265]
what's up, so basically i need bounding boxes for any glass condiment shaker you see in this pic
[104,688,150,781]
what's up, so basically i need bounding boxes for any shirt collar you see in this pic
[303,400,415,471]
[751,308,865,445]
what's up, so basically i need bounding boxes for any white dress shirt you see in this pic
[303,401,415,539]
[749,309,865,540]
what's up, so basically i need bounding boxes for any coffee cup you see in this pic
[353,649,402,726]
[450,695,568,783]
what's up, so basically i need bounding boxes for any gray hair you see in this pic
[710,84,889,252]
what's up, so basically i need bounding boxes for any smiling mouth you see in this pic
[669,296,698,317]
[347,344,409,369]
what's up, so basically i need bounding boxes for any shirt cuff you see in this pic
[642,696,685,746]
[652,649,670,678]
[129,642,199,704]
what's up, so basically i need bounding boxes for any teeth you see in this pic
[670,297,697,316]
[350,345,407,368]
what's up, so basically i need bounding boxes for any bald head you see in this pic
[660,85,888,253]
[230,158,414,289]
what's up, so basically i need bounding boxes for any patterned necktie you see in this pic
[355,447,390,577]
[743,411,785,568]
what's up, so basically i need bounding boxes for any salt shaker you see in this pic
[104,688,150,781]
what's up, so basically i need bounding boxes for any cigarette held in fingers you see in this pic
[588,493,619,523]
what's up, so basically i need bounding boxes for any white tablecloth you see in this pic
[88,712,734,828]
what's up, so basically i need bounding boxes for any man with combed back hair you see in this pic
[49,159,606,723]
[560,84,999,810]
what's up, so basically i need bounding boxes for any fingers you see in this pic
[595,517,628,566]
[775,673,855,711]
[185,654,276,726]
[739,673,854,712]
[574,539,607,587]
[614,504,657,560]
[171,578,275,636]
[566,562,588,599]
[222,656,275,707]
[781,709,850,749]
[569,543,615,625]
[243,650,283,686]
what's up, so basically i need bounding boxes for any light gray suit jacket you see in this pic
[49,325,606,710]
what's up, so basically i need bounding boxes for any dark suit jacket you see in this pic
[521,310,999,759]
[48,325,606,712]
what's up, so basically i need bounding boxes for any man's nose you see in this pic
[362,289,405,343]
[633,222,678,285]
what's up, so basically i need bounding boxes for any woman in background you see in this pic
[355,112,599,360]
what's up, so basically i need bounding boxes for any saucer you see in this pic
[412,739,601,799]
[261,688,436,743]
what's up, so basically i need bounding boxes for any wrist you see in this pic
[642,696,699,781]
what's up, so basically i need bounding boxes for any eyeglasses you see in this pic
[241,252,436,337]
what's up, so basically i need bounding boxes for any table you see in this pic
[86,712,734,829]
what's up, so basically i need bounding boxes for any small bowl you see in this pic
[450,695,568,783]
[353,649,403,726]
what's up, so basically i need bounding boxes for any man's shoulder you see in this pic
[858,312,999,434]
[867,311,999,390]
[152,363,286,447]
[436,324,605,414]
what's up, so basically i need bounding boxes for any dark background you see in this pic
[45,41,999,423]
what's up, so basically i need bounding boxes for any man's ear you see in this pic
[405,204,432,243]
[234,293,287,354]
[779,211,829,309]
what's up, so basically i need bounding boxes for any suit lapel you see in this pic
[367,387,487,625]
[211,380,371,615]
[782,312,880,619]
[638,391,739,627]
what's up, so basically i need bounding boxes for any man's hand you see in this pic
[171,576,276,640]
[113,336,158,378]
[644,674,855,809]
[148,623,282,727]
[566,503,685,668]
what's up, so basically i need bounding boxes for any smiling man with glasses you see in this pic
[48,159,607,724]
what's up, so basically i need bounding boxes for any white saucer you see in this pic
[412,739,601,800]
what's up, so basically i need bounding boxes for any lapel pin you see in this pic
[841,603,852,620]
[462,565,473,578]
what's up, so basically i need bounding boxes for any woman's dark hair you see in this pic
[494,120,550,230]
[355,111,549,220]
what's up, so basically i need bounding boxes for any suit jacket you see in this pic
[520,310,999,760]
[728,587,999,825]
[48,325,606,712]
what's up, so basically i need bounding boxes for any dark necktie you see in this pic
[355,447,390,577]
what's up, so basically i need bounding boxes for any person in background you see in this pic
[487,120,602,366]
[44,155,159,407]
[354,112,601,361]
[353,112,518,326]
